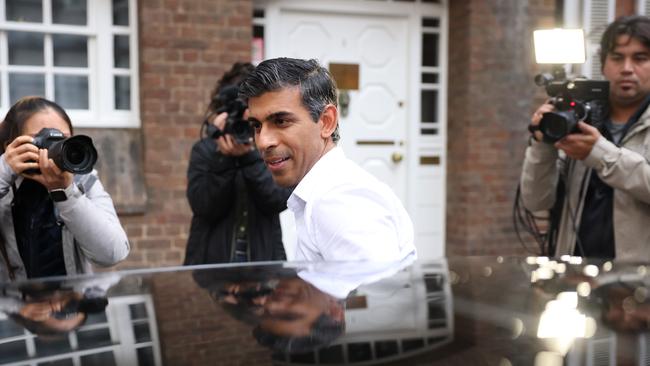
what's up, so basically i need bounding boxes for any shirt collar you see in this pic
[287,146,344,211]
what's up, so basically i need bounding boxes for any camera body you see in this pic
[204,84,252,145]
[535,73,609,143]
[28,128,98,175]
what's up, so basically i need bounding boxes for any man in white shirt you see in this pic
[239,58,415,262]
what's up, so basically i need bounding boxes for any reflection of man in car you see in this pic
[252,277,345,353]
[1,286,108,336]
[197,269,346,353]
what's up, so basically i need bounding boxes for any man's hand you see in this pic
[25,148,73,191]
[4,135,40,175]
[554,122,601,160]
[530,102,555,142]
[212,112,253,157]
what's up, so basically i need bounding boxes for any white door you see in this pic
[269,10,409,197]
[263,2,447,260]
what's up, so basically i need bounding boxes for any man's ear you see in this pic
[319,104,338,140]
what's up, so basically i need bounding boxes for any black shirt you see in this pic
[12,179,66,278]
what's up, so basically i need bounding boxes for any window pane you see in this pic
[422,33,439,67]
[6,0,42,22]
[114,35,130,68]
[55,75,89,109]
[80,351,116,366]
[421,90,438,123]
[35,335,72,356]
[0,318,24,337]
[53,34,88,67]
[137,347,154,366]
[375,340,398,358]
[422,17,440,28]
[348,342,372,362]
[129,303,148,319]
[402,338,425,352]
[0,340,28,363]
[85,311,108,325]
[112,0,129,26]
[133,323,151,343]
[422,73,438,84]
[76,328,112,350]
[38,358,74,366]
[8,31,44,66]
[10,73,45,103]
[115,75,131,110]
[52,0,87,25]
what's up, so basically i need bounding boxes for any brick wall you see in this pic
[114,0,253,269]
[446,0,556,256]
[151,272,273,365]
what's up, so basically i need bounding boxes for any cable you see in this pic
[513,183,550,255]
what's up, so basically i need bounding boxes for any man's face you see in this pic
[247,87,333,188]
[258,278,333,337]
[602,35,650,108]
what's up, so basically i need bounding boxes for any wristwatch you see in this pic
[49,188,68,202]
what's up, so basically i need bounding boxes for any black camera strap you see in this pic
[230,174,249,262]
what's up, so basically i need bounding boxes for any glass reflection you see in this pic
[8,256,650,364]
[6,0,42,23]
[52,0,87,25]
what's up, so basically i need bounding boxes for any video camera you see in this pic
[203,84,252,145]
[26,128,98,175]
[534,72,609,143]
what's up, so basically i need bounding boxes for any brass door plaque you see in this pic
[329,63,359,90]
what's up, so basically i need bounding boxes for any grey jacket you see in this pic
[0,155,129,279]
[520,108,650,261]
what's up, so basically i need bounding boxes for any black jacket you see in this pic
[184,138,291,264]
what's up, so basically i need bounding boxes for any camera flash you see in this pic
[533,29,586,64]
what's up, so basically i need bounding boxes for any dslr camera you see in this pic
[204,84,252,144]
[27,128,98,175]
[533,72,609,143]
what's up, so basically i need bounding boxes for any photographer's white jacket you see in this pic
[521,107,650,261]
[0,155,129,279]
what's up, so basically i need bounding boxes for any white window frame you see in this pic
[0,0,140,128]
[0,294,162,366]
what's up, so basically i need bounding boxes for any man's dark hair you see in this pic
[252,312,345,353]
[600,15,650,67]
[207,62,255,114]
[239,58,340,143]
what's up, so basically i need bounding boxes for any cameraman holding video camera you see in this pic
[184,62,291,265]
[0,96,129,280]
[521,16,650,260]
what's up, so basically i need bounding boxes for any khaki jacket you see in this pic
[520,108,650,261]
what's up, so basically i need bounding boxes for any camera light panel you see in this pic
[533,29,586,64]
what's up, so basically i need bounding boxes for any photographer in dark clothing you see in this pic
[184,62,291,264]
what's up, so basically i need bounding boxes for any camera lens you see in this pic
[539,111,577,142]
[48,135,98,174]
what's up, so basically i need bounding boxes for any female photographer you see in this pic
[0,96,129,280]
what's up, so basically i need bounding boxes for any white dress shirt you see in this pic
[287,147,416,262]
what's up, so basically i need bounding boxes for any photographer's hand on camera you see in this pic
[4,135,73,190]
[554,121,601,160]
[211,111,253,157]
[4,135,40,175]
[29,148,73,191]
[530,102,555,142]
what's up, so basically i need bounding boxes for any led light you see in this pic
[533,29,586,64]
